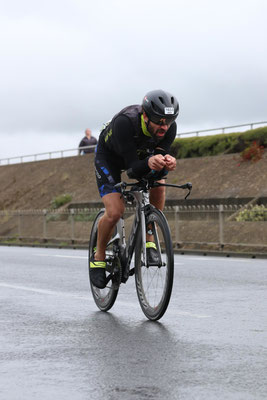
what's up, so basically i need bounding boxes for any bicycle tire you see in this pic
[88,210,121,312]
[135,207,174,320]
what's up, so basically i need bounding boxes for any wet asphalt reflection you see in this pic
[0,246,267,400]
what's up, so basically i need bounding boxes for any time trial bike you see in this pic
[88,175,192,321]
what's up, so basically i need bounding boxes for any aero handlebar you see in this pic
[114,180,192,200]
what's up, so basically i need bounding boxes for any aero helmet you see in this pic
[142,89,179,125]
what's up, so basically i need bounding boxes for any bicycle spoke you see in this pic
[89,211,120,311]
[135,208,174,320]
[141,264,168,306]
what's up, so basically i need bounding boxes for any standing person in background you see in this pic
[78,129,98,154]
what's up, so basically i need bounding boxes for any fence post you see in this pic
[43,210,47,242]
[219,205,224,248]
[18,212,22,240]
[70,209,75,243]
[174,206,180,247]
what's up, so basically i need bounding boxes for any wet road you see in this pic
[0,246,266,400]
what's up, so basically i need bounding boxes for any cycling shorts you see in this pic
[94,154,122,198]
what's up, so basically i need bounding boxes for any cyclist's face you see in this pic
[148,119,170,139]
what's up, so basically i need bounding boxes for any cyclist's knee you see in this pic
[102,195,124,224]
[149,185,165,210]
[105,209,123,224]
[150,184,165,198]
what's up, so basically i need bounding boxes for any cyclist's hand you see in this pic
[164,155,176,171]
[148,154,166,171]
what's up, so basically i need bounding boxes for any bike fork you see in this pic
[140,209,147,266]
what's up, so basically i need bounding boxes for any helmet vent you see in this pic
[159,96,164,104]
[171,96,174,104]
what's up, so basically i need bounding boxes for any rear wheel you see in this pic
[89,210,121,311]
[135,208,174,320]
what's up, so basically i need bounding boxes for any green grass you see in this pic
[50,193,72,209]
[170,126,267,159]
[1,237,20,244]
[235,205,267,222]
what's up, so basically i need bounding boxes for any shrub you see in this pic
[240,141,264,163]
[236,205,267,222]
[171,126,267,159]
[51,193,72,209]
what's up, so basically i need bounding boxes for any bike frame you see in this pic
[107,179,192,283]
[107,190,148,283]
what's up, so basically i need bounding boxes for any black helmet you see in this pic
[142,89,179,125]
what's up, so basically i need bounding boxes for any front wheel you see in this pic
[135,208,174,321]
[89,210,121,312]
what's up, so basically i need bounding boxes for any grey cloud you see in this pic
[0,0,267,139]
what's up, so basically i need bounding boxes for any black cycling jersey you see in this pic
[97,105,176,176]
[95,105,177,197]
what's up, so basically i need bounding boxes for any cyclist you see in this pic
[90,89,179,288]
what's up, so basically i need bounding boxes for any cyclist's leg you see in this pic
[95,193,124,261]
[91,155,123,288]
[149,179,166,211]
[94,153,124,259]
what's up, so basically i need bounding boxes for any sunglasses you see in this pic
[149,116,176,126]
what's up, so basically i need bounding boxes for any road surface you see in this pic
[0,246,266,399]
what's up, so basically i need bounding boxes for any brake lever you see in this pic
[184,182,192,199]
[184,189,191,200]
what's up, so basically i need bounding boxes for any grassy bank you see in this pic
[171,126,267,159]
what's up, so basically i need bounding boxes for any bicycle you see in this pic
[88,174,192,321]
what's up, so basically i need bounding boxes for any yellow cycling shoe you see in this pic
[146,242,160,266]
[90,255,107,288]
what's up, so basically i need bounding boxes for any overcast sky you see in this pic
[0,0,266,159]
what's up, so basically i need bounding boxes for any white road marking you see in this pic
[178,256,253,263]
[0,282,89,300]
[0,282,211,319]
[36,253,87,259]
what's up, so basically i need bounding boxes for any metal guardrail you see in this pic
[176,121,267,137]
[0,121,266,166]
[0,205,266,250]
[0,145,96,166]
